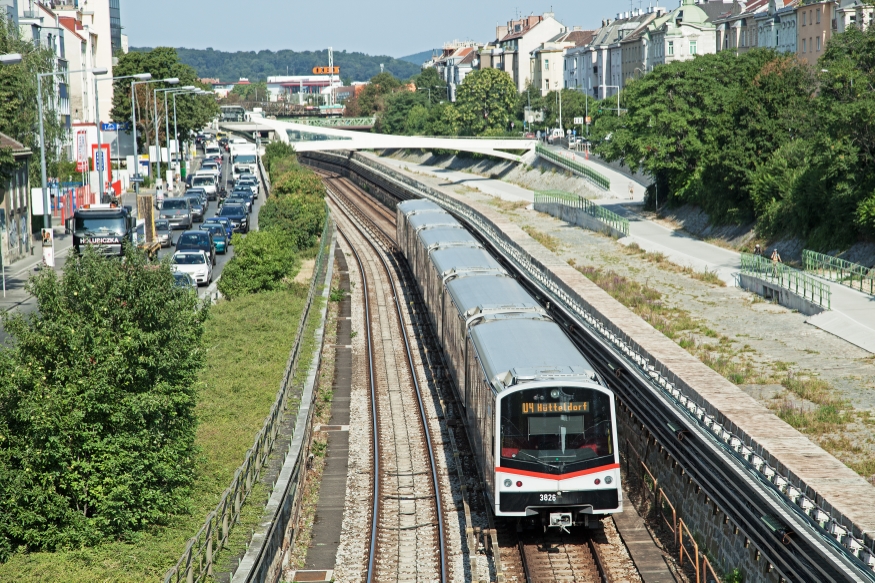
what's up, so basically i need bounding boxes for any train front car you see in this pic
[470,318,622,532]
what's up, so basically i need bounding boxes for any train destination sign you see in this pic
[522,402,589,414]
[313,66,340,75]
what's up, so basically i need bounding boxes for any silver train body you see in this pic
[397,200,622,529]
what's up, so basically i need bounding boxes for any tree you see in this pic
[228,81,268,102]
[541,89,597,134]
[346,71,403,117]
[455,69,517,135]
[217,229,301,299]
[110,47,219,154]
[0,247,207,556]
[0,15,64,184]
[411,68,447,106]
[380,90,429,134]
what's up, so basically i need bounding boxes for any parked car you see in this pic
[171,250,212,286]
[176,230,216,265]
[160,197,193,229]
[155,219,173,248]
[204,216,233,240]
[218,203,249,233]
[200,223,228,254]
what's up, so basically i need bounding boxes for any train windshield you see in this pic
[500,386,613,475]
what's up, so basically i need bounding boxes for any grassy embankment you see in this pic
[0,285,312,582]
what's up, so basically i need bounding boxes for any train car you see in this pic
[442,273,547,398]
[404,213,460,289]
[414,227,481,286]
[396,199,446,260]
[466,316,621,529]
[425,247,506,337]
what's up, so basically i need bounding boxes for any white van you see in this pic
[190,172,218,197]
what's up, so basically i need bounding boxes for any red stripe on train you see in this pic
[495,463,620,481]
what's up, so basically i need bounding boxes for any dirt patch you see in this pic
[294,258,316,284]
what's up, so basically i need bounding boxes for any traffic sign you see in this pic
[573,117,584,125]
[131,174,145,184]
[101,122,131,131]
[312,66,340,75]
[585,116,592,125]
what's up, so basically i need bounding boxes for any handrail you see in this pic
[740,253,831,309]
[534,190,629,236]
[803,249,874,297]
[163,207,334,583]
[535,143,611,190]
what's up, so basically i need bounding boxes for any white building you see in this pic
[482,12,565,92]
[265,76,342,103]
[650,0,720,69]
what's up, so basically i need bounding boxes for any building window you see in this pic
[668,41,674,55]
[817,36,821,50]
[802,38,806,52]
[817,9,821,24]
[545,59,549,70]
[690,40,697,54]
[803,12,806,25]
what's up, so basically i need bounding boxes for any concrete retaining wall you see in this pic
[535,201,627,239]
[739,274,825,317]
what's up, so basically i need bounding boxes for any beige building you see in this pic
[797,0,835,66]
[483,12,566,92]
[530,28,594,95]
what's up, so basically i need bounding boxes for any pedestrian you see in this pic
[754,244,762,257]
[628,182,634,200]
[771,248,782,263]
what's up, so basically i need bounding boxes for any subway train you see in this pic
[397,200,622,531]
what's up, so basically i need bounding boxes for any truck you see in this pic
[230,141,259,182]
[72,196,161,259]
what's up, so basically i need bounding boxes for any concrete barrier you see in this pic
[739,274,826,317]
[535,201,628,239]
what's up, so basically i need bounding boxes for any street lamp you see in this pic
[154,85,186,189]
[167,87,198,183]
[130,76,178,191]
[37,66,108,229]
[604,85,622,117]
[93,72,154,203]
[0,53,22,65]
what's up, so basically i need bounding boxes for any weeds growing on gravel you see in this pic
[624,242,726,287]
[523,225,562,253]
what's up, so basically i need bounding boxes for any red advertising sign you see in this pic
[75,130,88,173]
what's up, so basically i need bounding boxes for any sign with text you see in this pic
[573,117,584,125]
[521,401,590,414]
[101,122,131,132]
[312,66,340,75]
[91,144,112,188]
[76,130,88,173]
[41,228,55,268]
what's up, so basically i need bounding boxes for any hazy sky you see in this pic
[124,0,660,57]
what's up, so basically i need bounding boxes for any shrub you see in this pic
[218,229,301,299]
[259,192,327,251]
[0,247,207,557]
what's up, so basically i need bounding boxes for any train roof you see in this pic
[397,199,444,215]
[446,274,544,318]
[408,212,459,231]
[418,226,480,250]
[430,246,505,278]
[470,317,598,389]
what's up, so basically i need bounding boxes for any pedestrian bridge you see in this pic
[223,118,537,163]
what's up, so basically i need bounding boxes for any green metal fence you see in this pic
[803,249,875,297]
[534,190,630,237]
[740,252,831,309]
[535,143,611,190]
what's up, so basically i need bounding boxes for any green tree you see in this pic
[0,16,64,184]
[411,67,447,105]
[228,81,268,102]
[0,247,207,556]
[455,69,517,135]
[347,71,402,116]
[425,102,462,136]
[110,47,219,154]
[217,229,301,299]
[380,90,429,134]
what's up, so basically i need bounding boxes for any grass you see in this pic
[487,198,530,213]
[624,242,726,287]
[523,225,562,253]
[0,287,311,582]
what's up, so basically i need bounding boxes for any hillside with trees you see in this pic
[132,47,421,83]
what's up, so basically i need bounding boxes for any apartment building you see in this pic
[797,0,835,64]
[530,27,594,95]
[481,13,565,92]
[650,0,721,69]
[837,0,875,31]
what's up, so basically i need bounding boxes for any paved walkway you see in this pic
[372,153,875,354]
[541,143,649,202]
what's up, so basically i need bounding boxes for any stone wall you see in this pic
[738,274,826,317]
[535,201,627,239]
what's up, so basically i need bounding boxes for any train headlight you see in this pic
[504,479,512,487]
[595,479,601,485]
[605,476,613,485]
[550,389,561,399]
[516,481,523,487]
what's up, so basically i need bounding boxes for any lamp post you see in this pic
[153,85,185,187]
[131,76,177,192]
[37,66,108,229]
[604,85,621,116]
[168,87,197,185]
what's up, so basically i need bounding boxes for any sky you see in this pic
[124,0,662,58]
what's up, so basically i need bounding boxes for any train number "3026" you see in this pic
[539,494,558,502]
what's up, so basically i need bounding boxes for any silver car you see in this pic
[160,197,193,230]
[155,219,173,247]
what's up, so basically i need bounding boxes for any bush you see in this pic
[218,229,301,299]
[0,247,208,557]
[259,192,327,251]
[272,166,325,199]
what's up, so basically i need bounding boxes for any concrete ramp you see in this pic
[806,310,875,354]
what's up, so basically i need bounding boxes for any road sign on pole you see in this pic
[573,117,584,125]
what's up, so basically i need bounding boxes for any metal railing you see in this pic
[298,116,376,128]
[803,249,874,296]
[163,209,334,583]
[740,252,832,309]
[535,143,611,190]
[534,190,630,237]
[336,151,875,569]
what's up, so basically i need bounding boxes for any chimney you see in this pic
[496,24,507,39]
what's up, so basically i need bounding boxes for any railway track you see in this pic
[319,169,639,583]
[328,189,447,583]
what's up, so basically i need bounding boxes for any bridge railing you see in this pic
[534,190,629,237]
[740,252,831,309]
[803,249,874,296]
[298,117,376,128]
[535,143,610,190]
[163,211,334,583]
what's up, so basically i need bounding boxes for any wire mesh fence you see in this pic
[803,249,874,297]
[535,143,611,190]
[740,252,831,309]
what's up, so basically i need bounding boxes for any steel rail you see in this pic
[338,229,381,583]
[332,193,448,583]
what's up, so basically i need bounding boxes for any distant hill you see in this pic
[131,47,422,83]
[399,50,437,66]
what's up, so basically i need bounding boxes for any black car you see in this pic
[176,230,216,265]
[218,203,249,233]
[225,195,252,214]
[183,193,206,222]
[187,185,213,203]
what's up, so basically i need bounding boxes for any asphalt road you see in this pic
[0,143,263,342]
